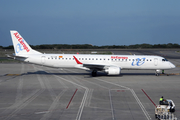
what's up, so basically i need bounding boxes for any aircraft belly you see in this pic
[57,61,76,68]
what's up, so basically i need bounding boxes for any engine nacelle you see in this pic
[105,67,121,75]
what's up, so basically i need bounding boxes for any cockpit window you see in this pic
[162,59,168,61]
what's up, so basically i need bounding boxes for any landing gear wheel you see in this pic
[155,70,160,76]
[92,70,97,77]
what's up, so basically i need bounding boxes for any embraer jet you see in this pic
[9,30,176,76]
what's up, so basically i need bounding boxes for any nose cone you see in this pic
[170,63,176,68]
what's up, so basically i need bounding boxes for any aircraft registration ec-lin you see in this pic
[9,30,176,77]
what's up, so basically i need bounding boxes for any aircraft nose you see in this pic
[170,63,176,68]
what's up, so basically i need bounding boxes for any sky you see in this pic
[0,0,180,47]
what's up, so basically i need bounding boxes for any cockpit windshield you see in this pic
[162,59,168,61]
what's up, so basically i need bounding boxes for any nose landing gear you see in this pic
[155,70,165,76]
[155,70,161,76]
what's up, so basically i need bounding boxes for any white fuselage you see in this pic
[23,54,175,70]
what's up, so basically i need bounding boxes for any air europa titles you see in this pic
[111,56,128,59]
[14,32,30,52]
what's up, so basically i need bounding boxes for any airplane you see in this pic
[9,30,176,76]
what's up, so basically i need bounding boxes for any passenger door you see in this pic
[154,58,158,66]
[41,56,46,65]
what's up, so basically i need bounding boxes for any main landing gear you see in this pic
[91,70,97,77]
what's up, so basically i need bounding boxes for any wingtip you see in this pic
[73,56,82,64]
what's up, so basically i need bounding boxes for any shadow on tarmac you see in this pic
[19,70,155,77]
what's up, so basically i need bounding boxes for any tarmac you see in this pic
[0,50,179,120]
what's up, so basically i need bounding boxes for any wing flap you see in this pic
[82,63,105,70]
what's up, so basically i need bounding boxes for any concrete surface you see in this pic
[0,50,179,120]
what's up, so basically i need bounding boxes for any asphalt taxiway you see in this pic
[0,50,179,120]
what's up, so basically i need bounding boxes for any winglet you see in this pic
[73,56,82,64]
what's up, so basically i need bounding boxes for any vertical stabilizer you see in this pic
[10,30,42,56]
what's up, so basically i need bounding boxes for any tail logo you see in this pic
[14,32,30,52]
[16,41,24,53]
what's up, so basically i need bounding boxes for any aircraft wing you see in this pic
[73,56,116,71]
[83,63,106,70]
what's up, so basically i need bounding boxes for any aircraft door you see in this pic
[41,56,46,65]
[154,58,158,66]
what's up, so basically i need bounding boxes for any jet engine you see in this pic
[105,67,121,75]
